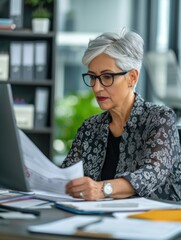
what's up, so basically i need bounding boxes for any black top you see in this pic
[101,130,121,180]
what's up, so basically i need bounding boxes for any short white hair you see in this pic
[82,28,144,73]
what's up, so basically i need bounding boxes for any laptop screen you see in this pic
[0,82,29,192]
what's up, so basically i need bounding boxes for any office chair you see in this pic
[144,50,181,110]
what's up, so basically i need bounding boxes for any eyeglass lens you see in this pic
[84,74,114,87]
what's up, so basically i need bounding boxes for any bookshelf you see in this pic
[0,1,56,160]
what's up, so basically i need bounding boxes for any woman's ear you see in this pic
[128,69,139,87]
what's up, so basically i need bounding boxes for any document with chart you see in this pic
[19,130,84,201]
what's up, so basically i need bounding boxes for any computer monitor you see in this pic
[0,82,29,191]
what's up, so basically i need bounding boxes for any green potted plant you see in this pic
[26,0,53,33]
[54,91,102,158]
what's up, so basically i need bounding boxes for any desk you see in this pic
[0,207,94,240]
[0,207,181,240]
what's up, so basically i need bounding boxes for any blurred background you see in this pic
[53,0,181,164]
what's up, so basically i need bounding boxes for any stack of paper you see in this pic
[0,191,33,203]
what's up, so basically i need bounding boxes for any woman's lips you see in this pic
[96,96,108,102]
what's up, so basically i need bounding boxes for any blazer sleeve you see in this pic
[119,108,181,200]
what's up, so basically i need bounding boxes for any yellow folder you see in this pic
[128,209,181,222]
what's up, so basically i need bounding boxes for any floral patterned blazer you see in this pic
[61,94,181,201]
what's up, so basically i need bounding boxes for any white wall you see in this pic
[57,0,133,33]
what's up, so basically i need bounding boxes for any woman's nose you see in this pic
[92,78,104,91]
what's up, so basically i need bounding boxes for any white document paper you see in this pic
[19,130,84,200]
[3,198,50,208]
[29,216,99,235]
[28,216,181,240]
[0,212,36,220]
[56,197,181,213]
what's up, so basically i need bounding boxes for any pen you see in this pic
[0,204,41,216]
[77,218,103,231]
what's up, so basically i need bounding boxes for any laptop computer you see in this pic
[0,82,30,192]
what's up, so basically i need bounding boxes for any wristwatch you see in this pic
[102,181,113,197]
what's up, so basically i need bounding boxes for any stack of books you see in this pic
[0,18,16,30]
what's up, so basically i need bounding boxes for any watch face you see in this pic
[104,182,113,195]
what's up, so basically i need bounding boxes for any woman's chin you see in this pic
[98,104,110,111]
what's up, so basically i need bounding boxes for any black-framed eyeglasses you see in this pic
[82,71,129,87]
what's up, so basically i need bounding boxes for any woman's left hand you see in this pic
[66,177,104,200]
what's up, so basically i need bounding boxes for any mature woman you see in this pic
[61,28,181,201]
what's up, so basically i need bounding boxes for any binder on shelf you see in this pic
[10,42,22,80]
[22,42,34,81]
[34,41,48,80]
[9,0,23,28]
[0,54,9,81]
[34,88,49,128]
[14,104,34,129]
